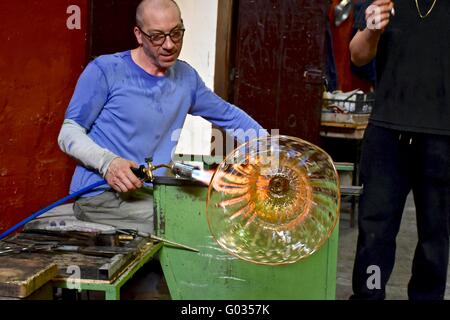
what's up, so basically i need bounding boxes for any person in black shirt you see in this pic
[350,0,450,300]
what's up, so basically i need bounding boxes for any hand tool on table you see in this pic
[150,235,199,253]
[54,245,132,258]
[0,242,57,255]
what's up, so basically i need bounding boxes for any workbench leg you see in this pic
[105,287,121,300]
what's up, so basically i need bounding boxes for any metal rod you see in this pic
[150,235,199,253]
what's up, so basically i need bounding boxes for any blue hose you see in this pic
[0,180,108,240]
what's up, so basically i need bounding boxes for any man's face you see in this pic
[136,6,183,72]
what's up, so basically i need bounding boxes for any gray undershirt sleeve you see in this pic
[58,119,119,178]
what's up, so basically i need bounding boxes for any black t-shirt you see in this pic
[356,0,450,135]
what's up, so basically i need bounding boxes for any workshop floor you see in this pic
[337,192,450,300]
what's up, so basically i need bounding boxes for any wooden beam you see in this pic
[214,0,234,100]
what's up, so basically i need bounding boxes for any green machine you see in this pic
[153,178,339,300]
[151,136,341,300]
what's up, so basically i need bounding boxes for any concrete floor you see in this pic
[336,193,450,300]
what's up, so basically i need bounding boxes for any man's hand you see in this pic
[366,0,394,32]
[105,158,143,193]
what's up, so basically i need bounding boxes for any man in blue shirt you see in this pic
[58,0,266,235]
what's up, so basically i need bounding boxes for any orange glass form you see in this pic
[206,135,340,265]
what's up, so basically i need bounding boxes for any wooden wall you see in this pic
[0,1,88,233]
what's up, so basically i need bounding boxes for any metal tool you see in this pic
[334,0,353,26]
[0,242,56,255]
[131,158,199,182]
[131,157,172,182]
[55,245,132,258]
[171,162,200,180]
[150,235,199,253]
[0,247,15,255]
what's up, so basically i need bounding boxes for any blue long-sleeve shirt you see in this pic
[64,50,265,196]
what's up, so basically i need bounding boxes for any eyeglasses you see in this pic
[138,26,185,46]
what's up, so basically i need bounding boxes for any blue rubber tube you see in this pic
[0,180,108,240]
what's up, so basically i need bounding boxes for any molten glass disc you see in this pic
[206,135,340,265]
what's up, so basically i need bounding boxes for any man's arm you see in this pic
[58,120,142,192]
[188,69,268,143]
[58,119,119,177]
[350,0,393,66]
[350,29,382,67]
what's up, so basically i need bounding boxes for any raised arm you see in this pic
[350,0,394,66]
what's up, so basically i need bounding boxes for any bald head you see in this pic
[136,0,182,28]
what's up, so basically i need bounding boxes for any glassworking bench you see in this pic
[0,203,164,300]
[51,241,163,300]
[1,176,340,300]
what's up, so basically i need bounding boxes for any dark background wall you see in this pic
[0,0,88,232]
[88,0,141,59]
[230,0,329,144]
